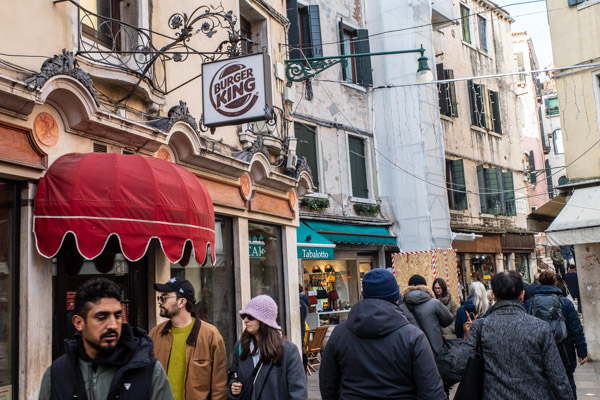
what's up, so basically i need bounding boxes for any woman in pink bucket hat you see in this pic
[228,295,307,399]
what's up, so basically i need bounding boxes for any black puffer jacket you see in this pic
[319,299,444,400]
[399,285,454,355]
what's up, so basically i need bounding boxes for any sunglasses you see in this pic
[240,314,256,321]
[157,295,176,303]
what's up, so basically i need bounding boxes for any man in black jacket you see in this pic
[320,269,444,400]
[39,278,173,400]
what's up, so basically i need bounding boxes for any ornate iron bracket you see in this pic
[25,49,99,104]
[284,46,429,87]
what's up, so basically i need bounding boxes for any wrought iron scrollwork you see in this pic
[285,58,347,87]
[25,48,99,104]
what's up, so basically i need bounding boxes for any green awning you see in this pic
[303,220,397,246]
[297,222,336,259]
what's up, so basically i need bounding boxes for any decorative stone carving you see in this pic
[147,100,200,134]
[33,112,59,147]
[25,49,99,104]
[233,135,270,162]
[284,156,312,179]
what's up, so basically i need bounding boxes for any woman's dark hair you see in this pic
[538,270,557,286]
[491,271,524,301]
[74,278,121,319]
[432,278,448,298]
[240,322,284,365]
[176,293,195,313]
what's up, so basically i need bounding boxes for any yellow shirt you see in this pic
[167,318,194,400]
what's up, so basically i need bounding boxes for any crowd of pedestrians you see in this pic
[39,263,586,400]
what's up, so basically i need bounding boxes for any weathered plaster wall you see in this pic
[575,242,600,360]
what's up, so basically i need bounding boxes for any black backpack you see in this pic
[529,294,568,344]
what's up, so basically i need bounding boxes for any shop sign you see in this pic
[202,53,272,127]
[297,246,334,259]
[0,386,11,400]
[249,236,266,258]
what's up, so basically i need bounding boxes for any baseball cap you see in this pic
[154,277,196,304]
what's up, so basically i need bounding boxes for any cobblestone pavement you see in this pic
[307,360,600,399]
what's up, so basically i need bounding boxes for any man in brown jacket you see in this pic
[150,277,228,400]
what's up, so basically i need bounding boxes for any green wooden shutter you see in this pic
[502,172,516,216]
[301,5,322,58]
[287,0,302,60]
[489,90,502,133]
[545,159,554,198]
[529,150,537,184]
[539,107,547,148]
[480,84,490,130]
[447,69,458,117]
[437,64,450,116]
[477,165,488,214]
[295,123,319,190]
[349,136,368,198]
[353,29,373,86]
[450,159,468,210]
[468,80,478,126]
[484,167,501,215]
[339,20,347,82]
[460,5,471,44]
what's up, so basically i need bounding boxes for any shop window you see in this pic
[478,16,488,52]
[546,97,559,116]
[348,136,369,199]
[515,254,531,283]
[288,2,323,60]
[436,64,458,118]
[468,80,502,134]
[470,254,495,287]
[460,4,471,44]
[0,180,17,394]
[553,128,564,154]
[171,216,236,354]
[446,159,468,210]
[476,166,516,216]
[52,235,148,359]
[295,122,320,190]
[339,22,373,86]
[248,222,286,330]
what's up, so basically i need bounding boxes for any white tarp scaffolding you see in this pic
[546,186,600,246]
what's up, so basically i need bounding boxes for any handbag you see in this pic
[316,283,328,299]
[308,295,318,305]
[328,289,339,301]
[454,320,485,400]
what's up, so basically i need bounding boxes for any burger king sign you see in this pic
[202,53,272,127]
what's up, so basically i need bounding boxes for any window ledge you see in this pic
[478,49,492,59]
[470,125,486,134]
[305,192,329,199]
[341,82,368,93]
[350,197,376,204]
[462,41,477,51]
[578,0,600,10]
[488,131,502,138]
[440,115,455,123]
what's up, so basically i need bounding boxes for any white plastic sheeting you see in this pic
[546,186,600,245]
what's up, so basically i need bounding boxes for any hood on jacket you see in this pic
[66,323,154,369]
[463,294,477,313]
[402,284,435,305]
[346,298,409,338]
[533,285,564,296]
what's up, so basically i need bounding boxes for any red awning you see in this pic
[34,153,215,263]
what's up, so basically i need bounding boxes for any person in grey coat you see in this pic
[454,271,574,400]
[228,295,307,400]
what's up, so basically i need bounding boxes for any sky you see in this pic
[495,0,554,68]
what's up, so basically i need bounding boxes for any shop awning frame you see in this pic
[303,220,397,246]
[527,194,567,232]
[297,222,336,259]
[546,186,600,246]
[33,153,216,263]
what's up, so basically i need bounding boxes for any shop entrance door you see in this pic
[52,235,148,359]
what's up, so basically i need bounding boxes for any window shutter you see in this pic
[451,159,468,210]
[295,123,319,190]
[302,5,323,58]
[489,90,502,133]
[468,80,478,126]
[474,83,485,128]
[494,168,505,215]
[339,20,347,82]
[538,107,547,148]
[502,172,516,216]
[287,0,302,60]
[568,0,584,6]
[529,150,537,184]
[545,159,554,198]
[353,29,373,86]
[481,84,491,130]
[349,136,369,198]
[437,64,450,116]
[447,69,458,117]
[484,167,501,215]
[477,165,488,213]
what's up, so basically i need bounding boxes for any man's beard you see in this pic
[159,302,179,319]
[85,330,119,356]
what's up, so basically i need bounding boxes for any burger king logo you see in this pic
[209,61,259,117]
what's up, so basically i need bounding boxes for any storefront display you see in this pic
[0,181,16,393]
[249,222,286,329]
[171,216,236,353]
[470,254,496,288]
[515,253,531,283]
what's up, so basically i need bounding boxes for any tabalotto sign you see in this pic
[202,53,272,127]
[297,246,335,259]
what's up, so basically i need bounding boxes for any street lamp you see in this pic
[285,44,433,86]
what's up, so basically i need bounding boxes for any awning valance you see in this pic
[546,186,600,246]
[297,222,335,259]
[34,153,215,263]
[303,220,396,246]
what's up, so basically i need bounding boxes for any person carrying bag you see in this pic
[454,319,484,400]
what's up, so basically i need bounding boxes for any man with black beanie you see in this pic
[320,269,444,399]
